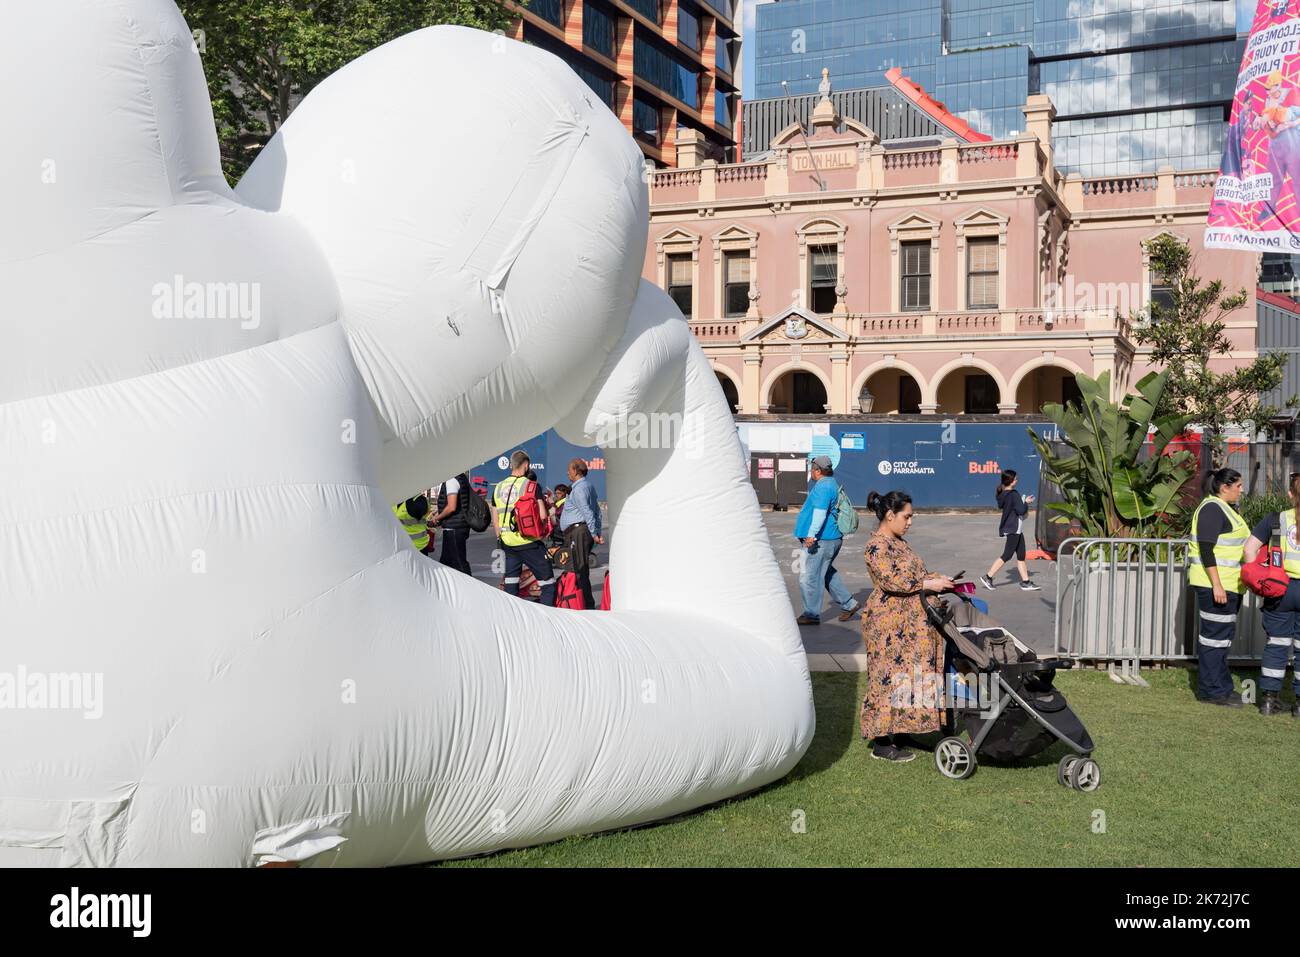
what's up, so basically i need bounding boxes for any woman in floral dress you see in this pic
[860,490,955,763]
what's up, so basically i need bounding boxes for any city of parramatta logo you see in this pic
[878,460,936,476]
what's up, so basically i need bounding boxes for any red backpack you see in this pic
[555,572,586,610]
[507,480,548,540]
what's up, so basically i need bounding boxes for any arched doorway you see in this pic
[1015,365,1082,413]
[768,371,827,414]
[860,368,922,414]
[715,371,740,412]
[935,366,1001,415]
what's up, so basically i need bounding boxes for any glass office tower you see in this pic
[752,0,1248,177]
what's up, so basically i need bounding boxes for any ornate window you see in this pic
[967,238,999,310]
[809,246,838,314]
[723,252,750,317]
[888,212,941,314]
[667,254,693,315]
[1140,231,1188,322]
[901,242,931,312]
[954,207,1009,312]
[796,218,848,315]
[655,228,702,320]
[712,224,759,321]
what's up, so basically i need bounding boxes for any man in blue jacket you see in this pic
[795,455,860,625]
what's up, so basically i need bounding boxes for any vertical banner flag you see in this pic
[1207,0,1300,251]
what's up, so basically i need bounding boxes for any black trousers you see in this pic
[563,522,597,610]
[999,532,1027,562]
[503,542,556,606]
[438,526,472,575]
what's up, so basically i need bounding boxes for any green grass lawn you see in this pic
[440,668,1298,868]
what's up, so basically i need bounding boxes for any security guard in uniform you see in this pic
[393,496,432,555]
[1188,468,1248,707]
[1244,470,1300,717]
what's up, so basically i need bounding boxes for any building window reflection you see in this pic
[633,95,661,145]
[635,31,701,108]
[582,3,615,58]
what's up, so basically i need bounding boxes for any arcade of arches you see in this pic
[716,361,1088,415]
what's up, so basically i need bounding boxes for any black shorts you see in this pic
[1000,533,1027,562]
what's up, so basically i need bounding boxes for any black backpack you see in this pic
[464,482,491,533]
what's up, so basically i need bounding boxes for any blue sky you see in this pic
[1239,0,1259,34]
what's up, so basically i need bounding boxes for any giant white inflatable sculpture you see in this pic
[0,0,814,865]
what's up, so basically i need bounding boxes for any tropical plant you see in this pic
[1028,370,1198,539]
[1130,233,1293,461]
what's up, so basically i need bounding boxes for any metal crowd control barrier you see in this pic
[1055,537,1267,665]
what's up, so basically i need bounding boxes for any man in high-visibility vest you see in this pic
[1244,471,1300,717]
[492,450,556,606]
[393,496,432,555]
[1188,468,1248,707]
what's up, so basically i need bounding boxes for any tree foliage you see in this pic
[1029,370,1197,539]
[179,0,519,182]
[1131,233,1292,456]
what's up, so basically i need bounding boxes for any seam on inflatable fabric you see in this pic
[0,191,239,267]
[457,47,587,287]
[384,150,640,446]
[121,546,410,862]
[116,0,178,209]
[0,207,164,268]
[0,481,376,531]
[0,317,345,409]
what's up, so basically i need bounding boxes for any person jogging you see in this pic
[980,469,1040,591]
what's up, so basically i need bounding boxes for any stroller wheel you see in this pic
[934,736,976,780]
[1057,755,1080,788]
[1069,758,1101,792]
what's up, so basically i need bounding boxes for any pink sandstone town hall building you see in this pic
[643,77,1258,416]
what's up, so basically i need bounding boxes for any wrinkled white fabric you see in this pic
[0,0,814,866]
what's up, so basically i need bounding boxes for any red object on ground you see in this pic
[600,571,611,610]
[1025,548,1054,561]
[1242,546,1289,598]
[555,571,586,610]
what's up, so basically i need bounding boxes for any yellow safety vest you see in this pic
[393,501,430,552]
[1279,508,1300,579]
[494,476,535,548]
[1187,495,1249,592]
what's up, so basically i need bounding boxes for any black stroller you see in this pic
[922,594,1099,790]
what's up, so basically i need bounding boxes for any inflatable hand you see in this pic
[0,0,814,866]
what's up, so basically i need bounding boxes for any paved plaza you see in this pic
[460,509,1059,658]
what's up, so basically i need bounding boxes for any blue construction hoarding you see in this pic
[472,417,1058,509]
[471,432,609,502]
